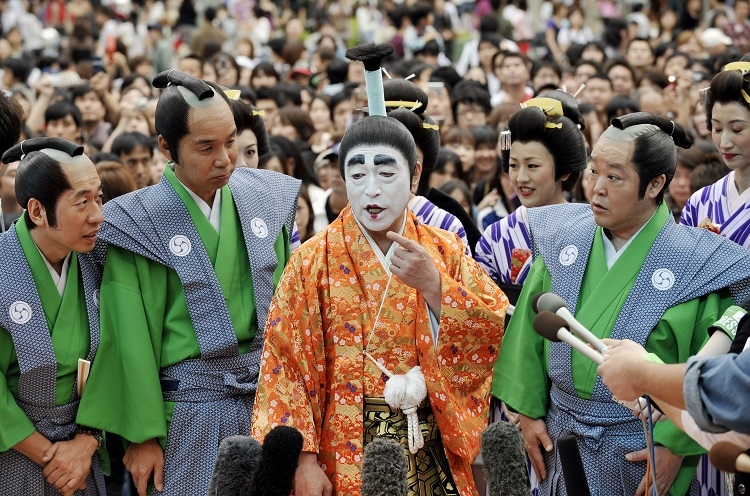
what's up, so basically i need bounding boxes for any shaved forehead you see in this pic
[39,148,93,167]
[600,123,660,142]
[176,85,222,109]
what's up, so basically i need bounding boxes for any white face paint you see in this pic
[344,144,412,244]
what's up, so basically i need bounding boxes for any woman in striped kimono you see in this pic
[680,61,750,496]
[475,90,587,286]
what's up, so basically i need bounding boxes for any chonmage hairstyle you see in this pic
[152,69,231,164]
[3,137,83,230]
[608,112,693,204]
[501,91,587,192]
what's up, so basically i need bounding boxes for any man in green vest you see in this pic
[493,113,750,496]
[0,137,106,495]
[77,70,299,496]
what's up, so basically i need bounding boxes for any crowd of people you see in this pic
[2,0,750,495]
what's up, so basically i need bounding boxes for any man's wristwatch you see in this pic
[75,426,103,450]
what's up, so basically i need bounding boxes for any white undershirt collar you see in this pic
[173,172,222,233]
[36,247,71,297]
[601,208,657,270]
[726,171,750,217]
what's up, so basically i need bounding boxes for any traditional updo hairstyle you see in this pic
[338,116,418,178]
[703,68,750,132]
[229,99,271,157]
[501,90,587,192]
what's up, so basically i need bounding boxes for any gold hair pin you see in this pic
[521,97,564,116]
[384,100,423,111]
[422,123,439,131]
[251,109,266,116]
[223,89,241,101]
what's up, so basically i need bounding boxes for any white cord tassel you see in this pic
[383,366,427,454]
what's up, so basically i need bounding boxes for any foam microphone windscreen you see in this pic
[253,426,304,496]
[536,292,567,314]
[481,421,532,496]
[557,435,591,496]
[208,435,263,496]
[533,311,569,342]
[709,441,750,473]
[531,292,546,314]
[361,437,409,496]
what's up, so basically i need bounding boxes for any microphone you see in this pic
[709,441,750,474]
[533,312,604,365]
[361,437,409,496]
[480,421,532,496]
[557,435,592,496]
[208,435,263,496]
[534,293,608,353]
[254,425,304,496]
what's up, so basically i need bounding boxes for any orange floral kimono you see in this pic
[251,206,508,495]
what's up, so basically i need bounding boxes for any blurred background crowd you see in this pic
[0,0,739,245]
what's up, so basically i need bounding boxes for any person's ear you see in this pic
[647,174,667,200]
[411,161,423,194]
[158,135,173,162]
[26,198,48,228]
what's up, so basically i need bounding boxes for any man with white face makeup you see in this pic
[252,43,509,496]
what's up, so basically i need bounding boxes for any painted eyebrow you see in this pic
[346,154,365,166]
[374,155,398,166]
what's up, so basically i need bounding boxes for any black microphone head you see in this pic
[536,292,569,314]
[709,441,746,473]
[557,435,592,496]
[209,435,263,496]
[533,311,569,342]
[361,437,409,496]
[531,292,546,314]
[481,421,532,496]
[253,426,304,496]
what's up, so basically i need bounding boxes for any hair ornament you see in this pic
[345,43,394,117]
[500,130,512,151]
[544,122,563,129]
[251,109,265,117]
[385,100,423,111]
[422,123,439,131]
[724,61,750,73]
[521,97,564,116]
[572,83,586,98]
[223,89,241,101]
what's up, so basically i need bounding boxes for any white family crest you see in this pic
[169,235,192,257]
[559,245,578,266]
[651,268,675,291]
[9,301,32,324]
[251,218,269,239]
